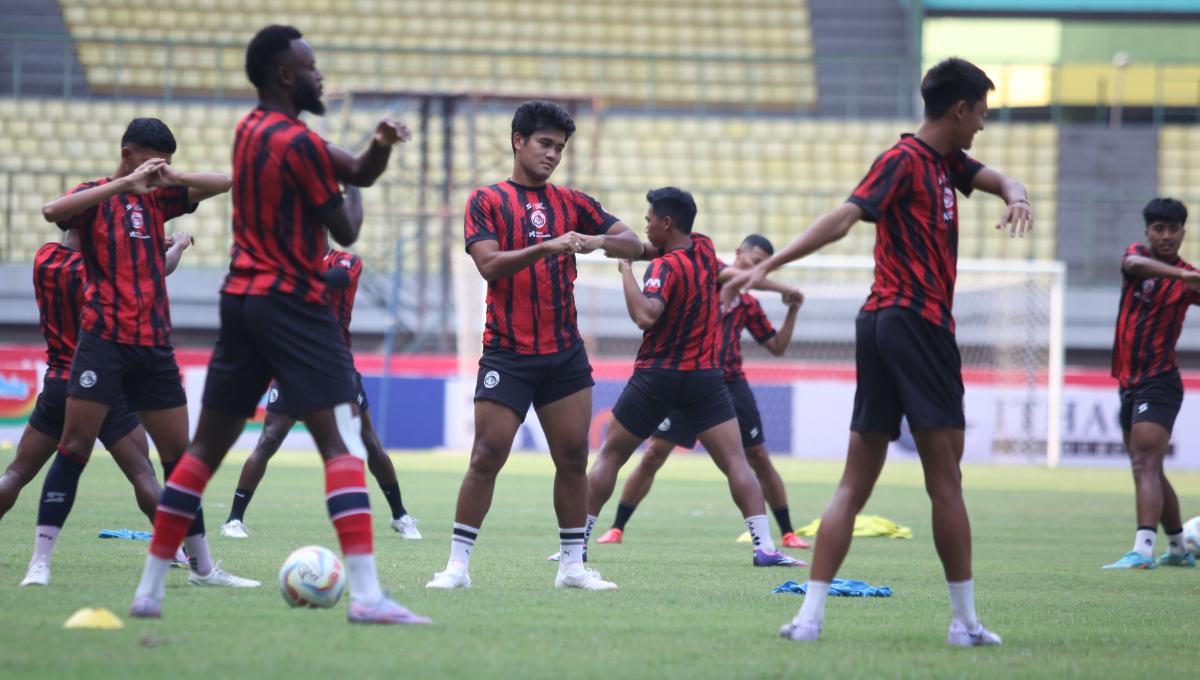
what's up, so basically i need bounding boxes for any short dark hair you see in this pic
[921,58,995,119]
[740,234,774,256]
[1143,197,1187,226]
[646,187,697,234]
[245,24,303,90]
[121,118,176,153]
[511,100,576,149]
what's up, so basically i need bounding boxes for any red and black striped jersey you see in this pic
[848,134,984,333]
[223,107,343,305]
[464,179,618,355]
[324,249,362,348]
[635,233,723,371]
[58,177,195,346]
[719,291,776,382]
[33,243,86,380]
[1112,242,1200,388]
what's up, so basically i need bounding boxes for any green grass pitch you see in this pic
[0,447,1196,679]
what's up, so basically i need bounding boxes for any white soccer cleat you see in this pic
[19,560,50,587]
[946,620,1003,647]
[779,618,822,642]
[555,566,617,591]
[425,568,471,589]
[390,515,422,540]
[219,519,249,539]
[188,562,261,588]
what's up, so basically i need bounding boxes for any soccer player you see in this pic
[219,248,421,540]
[1103,197,1197,570]
[594,234,809,549]
[726,58,1033,645]
[128,25,428,624]
[425,100,644,591]
[0,228,190,585]
[37,118,258,589]
[584,189,804,569]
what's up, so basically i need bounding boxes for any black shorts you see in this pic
[611,368,736,440]
[67,330,187,412]
[474,343,594,417]
[268,370,369,419]
[30,376,140,449]
[850,308,964,440]
[1119,370,1183,434]
[653,377,765,449]
[202,292,356,419]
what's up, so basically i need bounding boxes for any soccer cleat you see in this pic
[947,620,1002,647]
[187,562,261,588]
[219,519,249,539]
[128,596,162,619]
[390,514,423,540]
[753,549,807,567]
[781,532,811,549]
[425,569,471,589]
[19,560,50,587]
[1154,552,1196,568]
[347,597,432,625]
[779,618,822,642]
[596,528,623,544]
[1102,551,1156,570]
[555,567,618,591]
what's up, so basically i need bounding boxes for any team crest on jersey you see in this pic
[1142,279,1156,296]
[128,204,150,239]
[526,202,550,239]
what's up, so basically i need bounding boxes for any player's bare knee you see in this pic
[468,438,509,477]
[744,445,769,470]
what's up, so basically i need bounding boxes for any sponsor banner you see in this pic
[0,367,38,423]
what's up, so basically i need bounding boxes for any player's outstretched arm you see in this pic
[721,202,862,308]
[468,232,586,282]
[41,158,166,224]
[619,259,664,330]
[763,296,802,357]
[153,164,231,204]
[163,231,193,275]
[326,119,411,187]
[972,167,1033,238]
[1123,253,1200,291]
[323,186,363,247]
[579,222,645,260]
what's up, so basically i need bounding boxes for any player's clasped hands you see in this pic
[165,231,193,250]
[996,199,1034,238]
[782,287,804,308]
[545,232,587,255]
[374,119,413,146]
[125,158,169,194]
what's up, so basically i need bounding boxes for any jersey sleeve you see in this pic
[642,258,673,304]
[948,150,984,197]
[286,132,344,216]
[1121,242,1149,278]
[744,297,777,345]
[153,185,198,222]
[570,189,619,236]
[463,189,498,253]
[55,181,103,232]
[847,148,911,223]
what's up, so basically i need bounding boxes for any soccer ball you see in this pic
[279,545,345,608]
[1183,517,1200,557]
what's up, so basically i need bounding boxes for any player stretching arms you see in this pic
[35,118,256,589]
[1,228,189,585]
[220,248,421,540]
[128,25,427,624]
[594,234,809,549]
[727,58,1033,645]
[426,100,643,591]
[584,189,804,568]
[1103,198,1197,570]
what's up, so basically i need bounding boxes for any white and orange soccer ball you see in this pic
[279,545,345,608]
[1183,516,1200,557]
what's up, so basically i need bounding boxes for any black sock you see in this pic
[380,483,406,520]
[228,488,254,522]
[162,458,205,537]
[772,505,794,535]
[36,449,87,528]
[613,502,637,531]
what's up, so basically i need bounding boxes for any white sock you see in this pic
[1134,528,1156,559]
[558,526,586,572]
[947,579,979,631]
[448,522,478,571]
[183,534,214,576]
[134,555,172,602]
[745,514,775,552]
[31,525,60,564]
[1166,530,1186,557]
[795,580,830,626]
[344,553,385,604]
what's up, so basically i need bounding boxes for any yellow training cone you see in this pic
[63,607,124,630]
[735,531,753,543]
